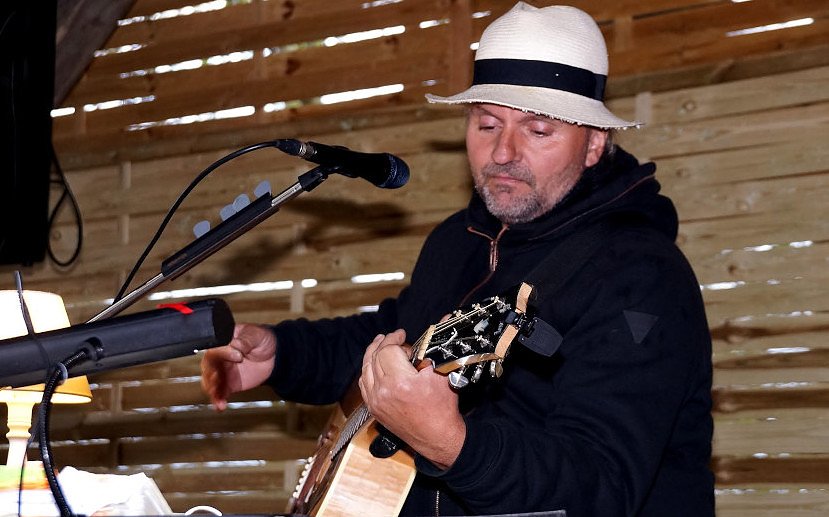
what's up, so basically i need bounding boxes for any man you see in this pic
[201,3,714,516]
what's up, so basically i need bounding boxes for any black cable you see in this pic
[12,270,51,516]
[47,142,83,267]
[37,349,89,517]
[113,140,282,302]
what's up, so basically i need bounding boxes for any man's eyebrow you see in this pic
[522,112,558,124]
[470,106,559,125]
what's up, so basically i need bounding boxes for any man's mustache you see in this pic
[480,163,535,186]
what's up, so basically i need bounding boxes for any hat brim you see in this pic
[426,84,640,130]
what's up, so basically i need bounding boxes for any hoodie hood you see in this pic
[465,146,678,244]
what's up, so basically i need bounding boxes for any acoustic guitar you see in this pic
[289,283,538,516]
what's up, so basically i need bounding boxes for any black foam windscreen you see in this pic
[0,298,235,388]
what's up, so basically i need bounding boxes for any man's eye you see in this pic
[529,124,553,137]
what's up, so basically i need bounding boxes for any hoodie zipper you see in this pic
[435,224,507,514]
[459,223,508,307]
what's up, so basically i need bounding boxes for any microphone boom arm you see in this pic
[88,164,336,323]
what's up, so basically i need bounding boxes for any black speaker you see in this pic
[0,1,57,265]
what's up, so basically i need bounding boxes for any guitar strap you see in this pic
[517,214,648,357]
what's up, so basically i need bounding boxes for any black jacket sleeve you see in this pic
[266,297,400,404]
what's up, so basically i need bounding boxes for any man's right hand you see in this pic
[200,323,277,411]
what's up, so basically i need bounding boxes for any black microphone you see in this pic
[0,299,234,388]
[275,139,409,189]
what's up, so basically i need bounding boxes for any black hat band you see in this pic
[472,58,607,101]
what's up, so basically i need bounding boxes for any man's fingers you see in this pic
[200,349,233,410]
[205,345,243,364]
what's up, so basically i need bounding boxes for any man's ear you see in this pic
[584,129,608,168]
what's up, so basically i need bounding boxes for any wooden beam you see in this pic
[54,0,136,105]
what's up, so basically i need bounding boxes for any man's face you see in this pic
[466,104,607,224]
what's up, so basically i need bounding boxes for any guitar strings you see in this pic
[410,299,501,359]
[331,299,504,458]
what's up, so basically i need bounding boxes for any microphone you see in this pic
[275,139,409,189]
[0,299,234,388]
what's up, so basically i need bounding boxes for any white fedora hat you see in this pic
[426,2,639,129]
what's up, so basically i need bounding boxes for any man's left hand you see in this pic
[359,329,466,470]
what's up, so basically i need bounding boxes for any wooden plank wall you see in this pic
[1,0,828,514]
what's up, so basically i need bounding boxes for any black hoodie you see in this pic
[269,147,714,516]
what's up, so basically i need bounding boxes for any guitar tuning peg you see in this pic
[254,180,271,198]
[220,203,236,221]
[193,220,211,238]
[233,193,251,211]
[490,360,504,379]
[448,371,469,389]
[471,363,485,383]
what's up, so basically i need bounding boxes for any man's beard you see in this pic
[474,162,546,225]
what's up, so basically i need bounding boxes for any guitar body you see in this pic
[289,283,540,516]
[289,394,416,516]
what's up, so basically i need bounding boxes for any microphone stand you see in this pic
[88,164,336,323]
[28,164,334,516]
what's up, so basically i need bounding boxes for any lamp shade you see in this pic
[0,290,92,467]
[0,290,92,402]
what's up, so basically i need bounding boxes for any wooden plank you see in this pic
[607,0,829,76]
[703,275,829,327]
[118,378,272,410]
[714,456,829,485]
[117,432,318,465]
[124,0,384,33]
[691,241,829,291]
[641,66,829,126]
[474,0,722,23]
[711,313,829,363]
[714,408,829,456]
[655,140,829,190]
[30,432,318,468]
[714,368,829,390]
[715,484,829,517]
[668,169,829,224]
[618,101,829,160]
[47,404,332,442]
[609,42,829,100]
[715,348,829,374]
[679,213,829,269]
[674,174,829,234]
[713,330,829,366]
[126,0,371,20]
[714,385,829,414]
[93,0,449,75]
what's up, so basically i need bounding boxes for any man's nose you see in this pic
[492,127,519,164]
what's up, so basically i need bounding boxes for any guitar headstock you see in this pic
[413,282,536,389]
